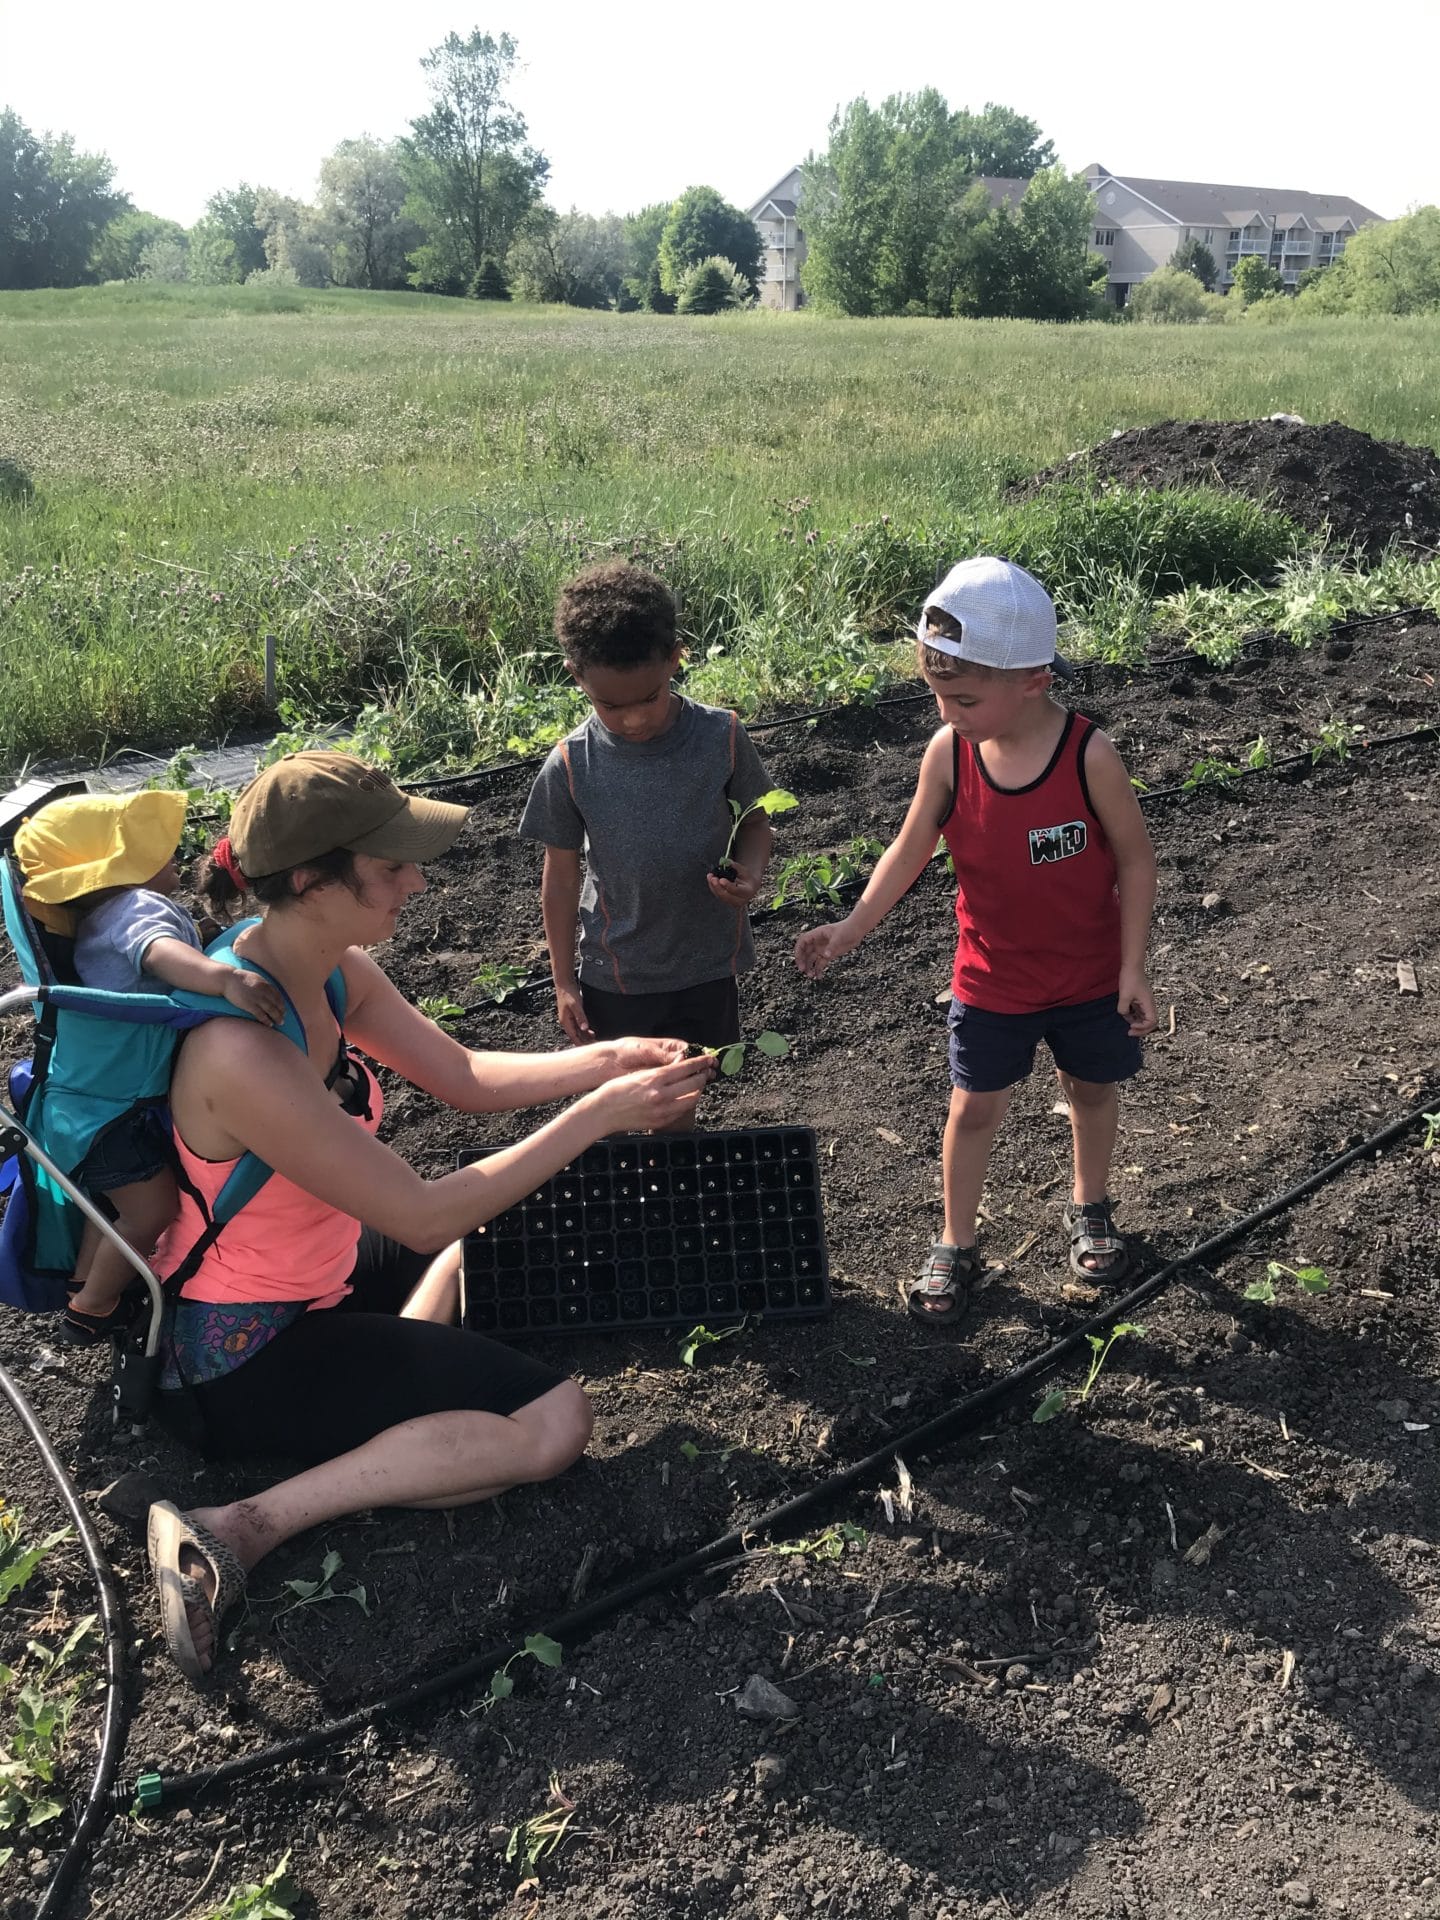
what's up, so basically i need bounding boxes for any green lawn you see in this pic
[2,285,1438,770]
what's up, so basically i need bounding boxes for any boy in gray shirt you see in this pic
[519,562,775,1059]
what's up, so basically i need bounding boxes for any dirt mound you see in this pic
[1024,417,1440,556]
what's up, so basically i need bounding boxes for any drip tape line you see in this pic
[405,605,1433,794]
[0,1359,131,1920]
[103,1089,1435,1816]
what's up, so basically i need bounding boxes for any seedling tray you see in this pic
[460,1127,830,1335]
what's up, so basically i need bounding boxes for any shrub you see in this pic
[1230,256,1284,305]
[677,256,751,315]
[644,260,676,313]
[1127,266,1229,324]
[470,258,512,301]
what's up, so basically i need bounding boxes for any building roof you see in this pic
[748,167,804,220]
[978,176,1027,210]
[1085,167,1384,231]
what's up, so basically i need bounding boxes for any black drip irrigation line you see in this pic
[102,1088,1436,1817]
[404,603,1433,795]
[0,1358,130,1920]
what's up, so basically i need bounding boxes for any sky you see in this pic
[3,0,1437,228]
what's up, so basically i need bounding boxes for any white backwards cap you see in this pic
[917,557,1071,677]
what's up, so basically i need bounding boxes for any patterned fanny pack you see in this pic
[160,1296,311,1391]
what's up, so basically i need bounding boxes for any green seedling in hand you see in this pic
[712,787,798,880]
[418,995,466,1030]
[680,1321,746,1367]
[471,960,530,1005]
[1034,1322,1147,1424]
[1242,1261,1330,1306]
[697,1029,791,1077]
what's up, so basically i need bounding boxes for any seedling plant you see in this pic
[1,1505,96,1861]
[766,1522,867,1562]
[680,1321,746,1366]
[485,1631,563,1706]
[1034,1322,1147,1424]
[199,1852,298,1920]
[506,1773,576,1892]
[771,836,884,910]
[418,994,466,1029]
[698,1029,791,1078]
[471,960,531,1005]
[1311,718,1363,765]
[275,1548,368,1617]
[1242,1261,1331,1305]
[1182,756,1243,792]
[712,787,798,879]
[1421,1113,1440,1153]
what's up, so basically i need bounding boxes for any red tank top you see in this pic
[940,712,1121,1015]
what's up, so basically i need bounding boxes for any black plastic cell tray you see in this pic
[460,1127,830,1336]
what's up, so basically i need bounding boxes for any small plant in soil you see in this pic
[771,836,884,910]
[485,1631,563,1706]
[506,1773,576,1893]
[1242,1261,1331,1306]
[199,1852,298,1920]
[0,1501,67,1606]
[711,787,798,880]
[1,1611,101,1855]
[276,1548,368,1618]
[767,1522,867,1562]
[1182,755,1244,792]
[1033,1322,1147,1424]
[418,994,466,1029]
[695,1029,790,1077]
[1420,1112,1440,1153]
[1246,735,1273,770]
[470,960,530,1004]
[1311,718,1363,765]
[678,1438,740,1466]
[680,1321,746,1366]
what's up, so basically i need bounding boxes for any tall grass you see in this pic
[2,286,1437,769]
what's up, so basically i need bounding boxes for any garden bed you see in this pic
[2,612,1439,1919]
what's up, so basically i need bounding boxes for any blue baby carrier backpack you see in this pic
[0,846,345,1424]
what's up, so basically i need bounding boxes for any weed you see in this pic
[680,1322,745,1367]
[1181,755,1244,792]
[140,749,235,862]
[1,1614,101,1853]
[470,960,530,1005]
[418,994,466,1029]
[766,1522,867,1561]
[0,1504,68,1607]
[1242,1261,1331,1305]
[1033,1322,1147,1424]
[1311,718,1363,764]
[506,1774,575,1891]
[199,1851,298,1920]
[713,788,798,879]
[277,1549,368,1617]
[770,836,884,910]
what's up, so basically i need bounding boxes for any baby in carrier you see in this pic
[14,790,283,1343]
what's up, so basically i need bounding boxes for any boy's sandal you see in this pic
[901,1241,979,1324]
[1063,1198,1134,1286]
[147,1501,248,1685]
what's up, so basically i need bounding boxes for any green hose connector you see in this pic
[134,1772,163,1811]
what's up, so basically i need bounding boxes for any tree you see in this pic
[676,256,750,314]
[91,209,185,281]
[644,258,676,313]
[401,30,548,292]
[0,109,128,288]
[1170,236,1217,290]
[137,235,190,283]
[951,102,1056,178]
[509,207,625,307]
[197,185,269,281]
[963,169,1102,320]
[253,190,332,287]
[657,187,762,296]
[470,256,511,299]
[623,201,669,283]
[1296,207,1440,315]
[1127,264,1226,323]
[799,99,892,315]
[318,137,418,289]
[1230,255,1284,304]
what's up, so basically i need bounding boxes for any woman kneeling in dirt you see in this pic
[144,750,713,1682]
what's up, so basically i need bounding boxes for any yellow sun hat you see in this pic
[13,791,189,933]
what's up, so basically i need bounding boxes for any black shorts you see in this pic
[170,1228,570,1465]
[74,1107,174,1195]
[580,975,741,1048]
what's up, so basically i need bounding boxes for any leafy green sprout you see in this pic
[198,1853,298,1920]
[678,1438,740,1466]
[770,836,884,911]
[0,1503,68,1607]
[418,994,466,1029]
[1246,735,1273,770]
[680,1321,745,1367]
[1033,1322,1148,1424]
[1242,1261,1331,1306]
[487,1631,563,1705]
[506,1773,575,1889]
[471,960,531,1005]
[1182,756,1244,792]
[766,1522,866,1562]
[716,787,799,873]
[1421,1113,1440,1153]
[1311,718,1363,765]
[698,1029,791,1078]
[277,1548,368,1618]
[1,1613,101,1850]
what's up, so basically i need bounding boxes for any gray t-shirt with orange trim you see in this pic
[518,698,771,995]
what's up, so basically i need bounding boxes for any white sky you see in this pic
[3,0,1436,227]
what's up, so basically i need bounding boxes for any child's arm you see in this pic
[795,728,954,979]
[540,846,595,1043]
[1083,733,1159,1036]
[142,937,287,1027]
[707,812,773,907]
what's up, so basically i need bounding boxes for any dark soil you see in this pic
[1020,419,1440,558]
[4,614,1440,1920]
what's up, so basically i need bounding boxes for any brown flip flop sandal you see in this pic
[146,1501,247,1684]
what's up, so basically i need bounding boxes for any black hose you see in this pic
[0,1358,130,1920]
[106,1088,1435,1813]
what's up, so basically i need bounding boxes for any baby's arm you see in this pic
[795,727,954,978]
[540,846,594,1042]
[1083,732,1159,1036]
[142,938,286,1027]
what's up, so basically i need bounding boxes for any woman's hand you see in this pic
[601,1035,690,1075]
[586,1053,715,1131]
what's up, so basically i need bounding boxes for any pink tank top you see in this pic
[154,1051,383,1308]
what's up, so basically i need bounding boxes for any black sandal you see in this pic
[1063,1198,1134,1286]
[901,1242,979,1323]
[60,1295,137,1347]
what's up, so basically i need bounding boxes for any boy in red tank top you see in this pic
[795,558,1157,1323]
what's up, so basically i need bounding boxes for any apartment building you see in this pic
[748,167,807,310]
[1082,166,1384,305]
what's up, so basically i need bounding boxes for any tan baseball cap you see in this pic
[229,752,468,878]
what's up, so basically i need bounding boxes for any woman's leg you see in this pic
[175,1380,592,1668]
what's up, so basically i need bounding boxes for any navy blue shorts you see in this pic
[947,995,1143,1094]
[74,1107,174,1195]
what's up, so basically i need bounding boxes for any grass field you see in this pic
[3,285,1440,771]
